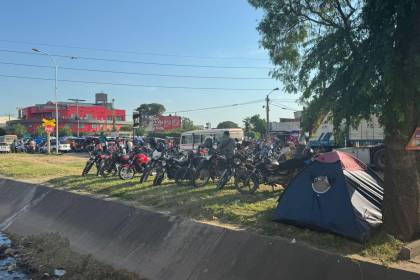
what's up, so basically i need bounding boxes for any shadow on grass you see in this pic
[44,174,403,263]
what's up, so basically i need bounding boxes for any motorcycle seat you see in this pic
[173,158,189,166]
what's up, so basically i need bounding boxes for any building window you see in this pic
[107,116,113,121]
[79,123,84,128]
[91,124,97,129]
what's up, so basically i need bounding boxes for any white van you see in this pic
[180,128,244,151]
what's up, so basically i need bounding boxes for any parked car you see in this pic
[40,140,72,153]
[0,142,11,153]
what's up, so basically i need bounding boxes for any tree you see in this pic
[181,117,197,131]
[217,121,239,129]
[12,124,27,138]
[243,115,266,139]
[33,126,46,137]
[119,124,133,132]
[135,103,166,128]
[250,0,420,240]
[58,127,73,137]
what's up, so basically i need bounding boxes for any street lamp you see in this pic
[68,98,86,137]
[265,87,279,138]
[32,48,59,155]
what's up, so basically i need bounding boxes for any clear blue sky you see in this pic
[0,0,301,126]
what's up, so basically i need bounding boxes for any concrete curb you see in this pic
[400,240,420,260]
[0,178,418,280]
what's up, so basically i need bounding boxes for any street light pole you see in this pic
[68,98,86,137]
[265,88,279,139]
[32,48,59,155]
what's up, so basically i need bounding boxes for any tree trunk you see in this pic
[383,2,420,241]
[384,130,420,241]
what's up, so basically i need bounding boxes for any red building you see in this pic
[9,93,129,135]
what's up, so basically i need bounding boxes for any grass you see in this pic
[0,153,404,264]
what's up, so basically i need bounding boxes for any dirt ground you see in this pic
[8,232,147,280]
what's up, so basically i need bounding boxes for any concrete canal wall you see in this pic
[0,178,418,280]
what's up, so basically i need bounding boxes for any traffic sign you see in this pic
[42,118,56,128]
[44,126,54,134]
[406,128,420,151]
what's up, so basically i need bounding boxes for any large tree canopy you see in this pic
[217,121,239,129]
[250,0,420,240]
[135,103,166,128]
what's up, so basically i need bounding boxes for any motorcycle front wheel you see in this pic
[235,173,259,194]
[153,172,165,186]
[140,168,151,183]
[193,167,210,188]
[82,160,94,176]
[216,169,231,190]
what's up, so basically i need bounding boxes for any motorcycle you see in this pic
[140,149,167,185]
[171,151,202,186]
[99,150,130,177]
[118,150,151,180]
[235,147,313,194]
[81,151,103,176]
[192,150,228,188]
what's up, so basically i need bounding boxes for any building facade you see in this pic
[8,93,129,135]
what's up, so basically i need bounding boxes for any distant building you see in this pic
[269,111,302,133]
[0,115,16,129]
[8,93,129,135]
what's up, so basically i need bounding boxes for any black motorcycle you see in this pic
[192,150,228,188]
[81,151,102,176]
[235,148,313,194]
[171,151,202,186]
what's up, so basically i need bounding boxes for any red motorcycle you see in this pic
[119,152,151,180]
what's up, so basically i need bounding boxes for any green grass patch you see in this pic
[0,153,404,264]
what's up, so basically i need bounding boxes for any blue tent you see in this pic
[274,151,383,242]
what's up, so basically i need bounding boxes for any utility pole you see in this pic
[68,98,86,137]
[32,48,59,154]
[112,98,116,132]
[265,88,279,139]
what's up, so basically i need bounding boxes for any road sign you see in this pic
[405,128,420,151]
[44,126,54,134]
[42,118,56,128]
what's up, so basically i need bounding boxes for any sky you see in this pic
[0,0,301,127]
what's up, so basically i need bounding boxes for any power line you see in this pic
[167,99,265,114]
[0,61,272,80]
[271,103,300,111]
[0,49,271,70]
[0,39,268,61]
[0,73,274,91]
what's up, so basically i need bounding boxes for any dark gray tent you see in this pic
[274,151,383,242]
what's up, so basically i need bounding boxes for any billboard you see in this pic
[147,116,181,132]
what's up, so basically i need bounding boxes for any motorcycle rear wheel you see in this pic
[119,166,135,180]
[193,167,210,188]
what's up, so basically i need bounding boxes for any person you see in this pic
[216,131,235,159]
[99,132,108,151]
[126,139,134,153]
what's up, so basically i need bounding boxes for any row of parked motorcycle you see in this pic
[81,141,314,194]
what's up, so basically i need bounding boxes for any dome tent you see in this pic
[274,151,384,242]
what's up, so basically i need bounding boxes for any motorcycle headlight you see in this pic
[234,158,241,166]
[162,161,167,166]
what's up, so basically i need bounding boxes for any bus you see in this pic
[180,128,244,151]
